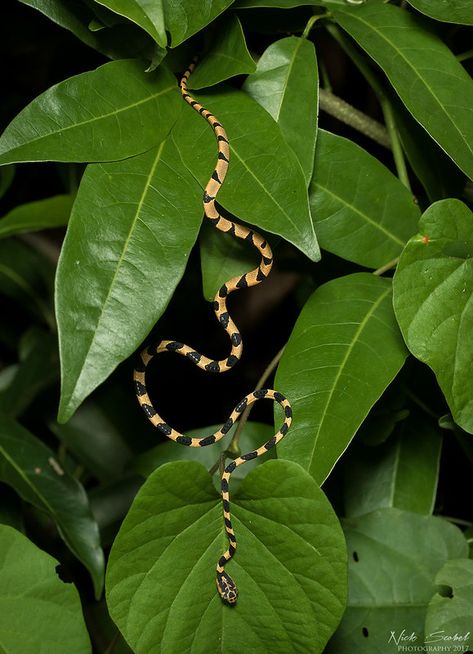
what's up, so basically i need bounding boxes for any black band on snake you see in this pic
[133,58,293,606]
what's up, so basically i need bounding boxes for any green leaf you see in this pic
[310,130,420,268]
[275,273,408,484]
[200,220,258,301]
[344,418,442,517]
[0,60,180,165]
[393,199,473,433]
[0,416,104,598]
[107,460,347,653]
[0,194,73,239]
[327,508,469,653]
[0,165,14,198]
[49,402,133,482]
[236,0,344,8]
[334,3,473,180]
[425,559,473,650]
[97,0,236,47]
[243,35,318,185]
[19,0,167,65]
[188,14,255,89]
[132,421,275,483]
[94,0,167,46]
[0,238,55,326]
[0,525,92,654]
[407,0,473,25]
[56,137,202,422]
[0,331,58,418]
[173,87,320,261]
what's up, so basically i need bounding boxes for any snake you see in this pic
[133,58,293,605]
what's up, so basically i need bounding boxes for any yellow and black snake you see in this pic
[134,59,293,605]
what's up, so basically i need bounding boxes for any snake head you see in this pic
[216,571,238,605]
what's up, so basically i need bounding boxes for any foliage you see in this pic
[0,1,472,652]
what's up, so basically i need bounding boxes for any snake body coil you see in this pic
[134,59,292,605]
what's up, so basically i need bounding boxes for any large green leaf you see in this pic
[393,199,473,433]
[56,137,202,422]
[107,460,347,653]
[275,273,408,484]
[0,60,180,165]
[407,0,473,25]
[173,87,319,261]
[0,416,104,598]
[425,559,473,650]
[327,508,469,653]
[97,0,236,47]
[0,525,92,654]
[243,35,318,184]
[199,220,258,301]
[132,421,275,483]
[344,418,442,518]
[188,14,255,89]
[334,3,473,181]
[0,194,73,239]
[310,130,420,268]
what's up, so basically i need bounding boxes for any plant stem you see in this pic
[372,256,399,276]
[440,515,473,528]
[302,13,326,39]
[319,89,391,148]
[326,24,411,190]
[457,48,473,63]
[406,390,439,420]
[208,346,286,474]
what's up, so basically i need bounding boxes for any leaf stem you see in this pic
[302,13,326,39]
[326,24,411,190]
[440,515,473,528]
[372,256,399,276]
[319,89,391,148]
[208,346,286,474]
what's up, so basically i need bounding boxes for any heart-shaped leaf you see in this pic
[0,194,73,239]
[310,130,420,268]
[425,558,473,650]
[0,416,104,598]
[0,60,180,165]
[172,87,319,261]
[407,0,473,25]
[243,35,318,184]
[188,14,256,89]
[106,460,347,653]
[275,273,408,484]
[327,508,469,653]
[393,199,473,433]
[0,525,92,654]
[334,3,473,180]
[56,137,203,422]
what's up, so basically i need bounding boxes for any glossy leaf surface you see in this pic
[0,525,92,654]
[107,460,347,653]
[0,60,180,164]
[310,130,420,268]
[173,88,319,261]
[0,416,104,597]
[275,273,408,484]
[56,138,202,422]
[188,14,255,89]
[407,0,473,25]
[393,200,473,432]
[334,3,473,180]
[0,194,73,239]
[243,36,318,184]
[327,508,469,653]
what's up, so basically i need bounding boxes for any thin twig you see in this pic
[457,48,473,63]
[372,256,399,276]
